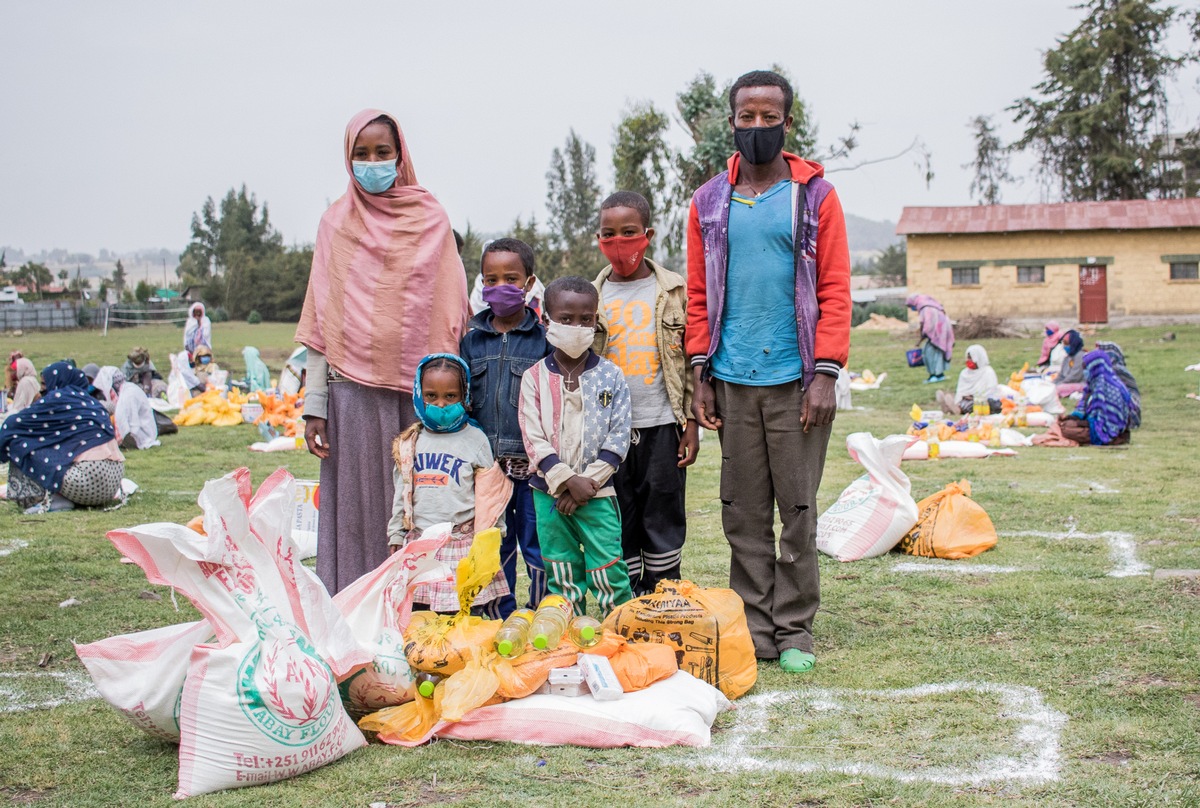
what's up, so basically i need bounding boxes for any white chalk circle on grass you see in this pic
[0,539,30,557]
[1054,481,1120,495]
[0,670,99,714]
[1002,530,1149,578]
[700,682,1067,786]
[892,560,1026,574]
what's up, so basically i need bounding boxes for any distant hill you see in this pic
[845,214,901,255]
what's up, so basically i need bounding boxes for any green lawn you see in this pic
[2,323,1199,807]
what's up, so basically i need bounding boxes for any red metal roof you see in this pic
[896,198,1200,235]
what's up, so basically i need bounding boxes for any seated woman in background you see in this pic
[1038,321,1063,370]
[1055,330,1086,396]
[1040,350,1133,447]
[242,346,272,393]
[95,366,159,450]
[6,351,25,399]
[191,346,223,391]
[0,362,125,511]
[938,344,1001,415]
[122,346,167,398]
[1096,340,1140,429]
[8,358,40,414]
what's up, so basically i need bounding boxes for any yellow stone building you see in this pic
[896,199,1200,323]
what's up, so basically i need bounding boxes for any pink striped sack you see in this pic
[816,433,919,562]
[431,671,729,748]
[332,524,454,719]
[74,620,214,742]
[76,470,370,746]
[95,469,369,798]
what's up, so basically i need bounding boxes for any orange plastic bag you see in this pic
[605,635,678,692]
[425,631,678,721]
[603,580,757,699]
[898,479,998,559]
[492,635,609,699]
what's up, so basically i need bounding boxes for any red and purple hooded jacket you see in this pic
[685,152,852,389]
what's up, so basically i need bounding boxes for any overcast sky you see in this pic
[2,1,1198,255]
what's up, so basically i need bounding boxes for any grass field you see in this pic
[2,322,1199,807]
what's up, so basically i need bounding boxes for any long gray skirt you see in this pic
[316,379,415,595]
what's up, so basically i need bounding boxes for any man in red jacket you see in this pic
[686,69,851,674]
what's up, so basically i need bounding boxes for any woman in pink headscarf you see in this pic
[906,294,954,383]
[295,109,470,594]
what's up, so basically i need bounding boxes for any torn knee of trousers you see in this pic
[791,504,809,513]
[721,499,733,507]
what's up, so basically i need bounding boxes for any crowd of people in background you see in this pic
[903,292,1143,448]
[0,303,257,511]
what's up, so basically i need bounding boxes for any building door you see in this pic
[1078,265,1108,324]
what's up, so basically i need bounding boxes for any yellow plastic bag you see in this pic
[359,685,441,745]
[402,528,503,676]
[602,579,757,699]
[899,479,998,559]
[439,657,502,722]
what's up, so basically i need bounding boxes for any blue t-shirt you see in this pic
[709,179,801,386]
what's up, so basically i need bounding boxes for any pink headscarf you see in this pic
[295,109,469,392]
[1039,321,1062,364]
[906,294,954,356]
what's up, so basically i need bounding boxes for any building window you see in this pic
[1170,262,1199,280]
[1016,265,1045,284]
[951,267,979,286]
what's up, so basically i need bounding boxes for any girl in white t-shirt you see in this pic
[387,354,511,616]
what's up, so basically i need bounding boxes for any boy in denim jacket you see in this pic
[459,238,550,617]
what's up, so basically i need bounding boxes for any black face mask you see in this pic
[733,122,787,165]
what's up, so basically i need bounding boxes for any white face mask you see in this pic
[545,319,594,359]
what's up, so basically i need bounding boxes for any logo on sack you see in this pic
[238,629,338,746]
[340,629,412,711]
[823,475,878,515]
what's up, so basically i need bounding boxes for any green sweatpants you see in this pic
[532,490,633,617]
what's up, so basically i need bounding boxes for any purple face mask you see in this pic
[481,283,527,317]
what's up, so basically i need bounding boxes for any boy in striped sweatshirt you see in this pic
[518,276,633,616]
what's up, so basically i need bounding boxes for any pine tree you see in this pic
[545,130,604,280]
[1011,0,1195,200]
[966,115,1015,204]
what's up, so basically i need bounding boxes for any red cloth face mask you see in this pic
[599,233,650,277]
[965,360,978,370]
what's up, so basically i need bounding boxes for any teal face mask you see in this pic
[352,159,398,194]
[423,402,467,432]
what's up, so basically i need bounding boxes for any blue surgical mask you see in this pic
[200,356,211,365]
[352,159,398,194]
[423,402,466,432]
